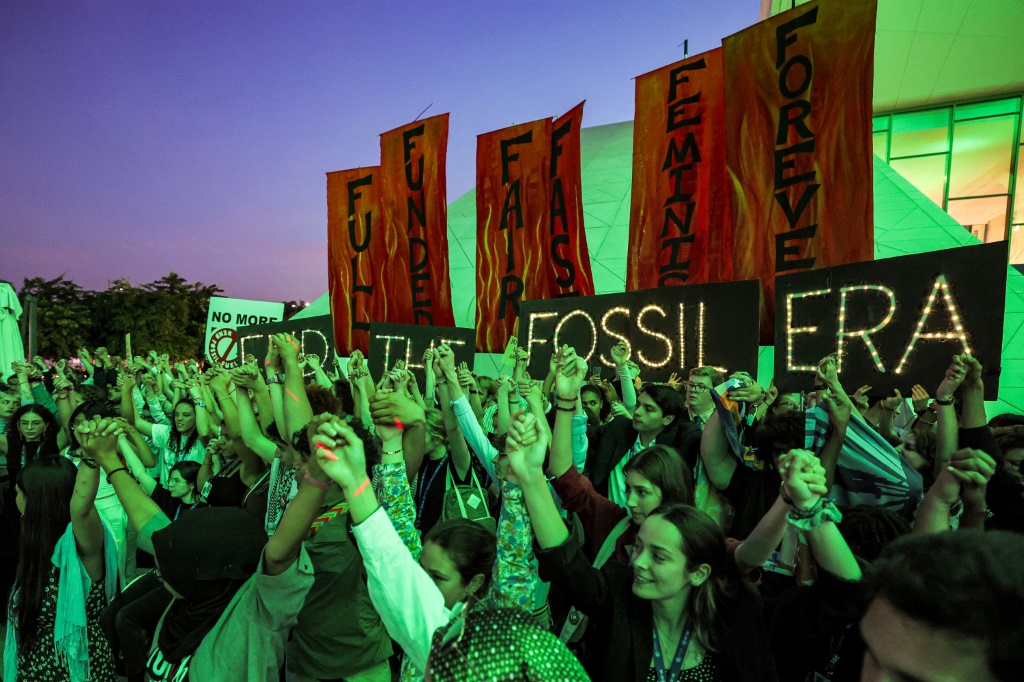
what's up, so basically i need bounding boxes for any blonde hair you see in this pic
[424,407,447,446]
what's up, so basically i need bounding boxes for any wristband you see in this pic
[267,373,284,385]
[436,379,449,386]
[193,400,207,408]
[786,500,842,531]
[934,396,955,406]
[303,470,331,490]
[352,478,372,497]
[469,389,481,395]
[106,467,132,481]
[556,394,579,403]
[555,405,576,413]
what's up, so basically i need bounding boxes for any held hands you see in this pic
[778,449,828,511]
[496,374,515,396]
[271,333,300,364]
[436,343,457,375]
[457,361,476,390]
[815,355,840,389]
[610,341,630,368]
[554,348,585,399]
[311,414,367,490]
[74,417,124,467]
[962,354,983,392]
[936,355,967,401]
[369,388,425,430]
[505,408,549,485]
[930,448,996,508]
[372,388,404,442]
[821,389,854,431]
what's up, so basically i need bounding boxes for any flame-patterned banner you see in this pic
[326,166,390,353]
[627,48,729,291]
[724,0,876,341]
[476,117,553,352]
[549,101,596,298]
[380,113,456,328]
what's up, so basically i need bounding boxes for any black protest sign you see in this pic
[773,242,1007,400]
[235,314,337,375]
[368,322,477,382]
[517,280,761,382]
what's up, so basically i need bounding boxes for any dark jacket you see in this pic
[536,515,778,682]
[586,416,701,496]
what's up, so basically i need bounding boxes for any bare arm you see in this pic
[70,457,105,582]
[698,410,738,490]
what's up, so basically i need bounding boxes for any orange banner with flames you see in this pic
[549,101,596,298]
[628,48,729,291]
[327,167,392,353]
[724,0,876,340]
[476,117,553,352]
[380,113,456,328]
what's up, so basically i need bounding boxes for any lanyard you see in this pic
[416,454,449,526]
[173,500,200,521]
[652,617,694,682]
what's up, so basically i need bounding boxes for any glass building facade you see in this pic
[872,95,1024,267]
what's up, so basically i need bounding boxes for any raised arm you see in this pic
[960,355,988,428]
[610,341,636,414]
[549,350,585,478]
[934,355,967,476]
[434,345,473,479]
[87,418,164,538]
[208,368,239,437]
[814,357,852,489]
[273,333,314,439]
[117,427,158,495]
[71,422,107,582]
[780,449,861,581]
[232,367,280,464]
[263,418,331,576]
[698,409,738,490]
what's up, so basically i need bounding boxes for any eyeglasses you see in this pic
[685,383,709,393]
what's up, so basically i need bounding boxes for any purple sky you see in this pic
[0,0,757,304]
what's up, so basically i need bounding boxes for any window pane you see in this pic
[954,97,1021,121]
[890,109,951,157]
[946,196,1009,243]
[873,132,889,160]
[873,116,890,133]
[949,116,1015,198]
[1011,224,1024,265]
[890,155,947,207]
[1015,150,1024,224]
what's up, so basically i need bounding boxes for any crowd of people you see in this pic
[0,336,1022,681]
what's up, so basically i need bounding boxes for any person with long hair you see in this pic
[3,431,118,681]
[1,403,63,602]
[549,353,694,566]
[131,378,210,485]
[311,407,586,681]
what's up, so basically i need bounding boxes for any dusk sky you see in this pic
[0,0,756,304]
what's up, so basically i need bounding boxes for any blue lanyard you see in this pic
[652,617,694,682]
[174,500,200,521]
[416,454,449,525]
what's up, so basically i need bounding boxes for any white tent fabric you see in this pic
[0,282,25,381]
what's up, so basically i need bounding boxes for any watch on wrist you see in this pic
[934,396,955,406]
[193,400,207,408]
